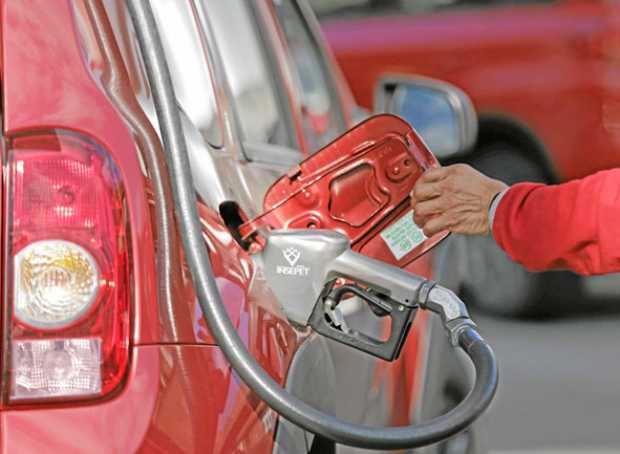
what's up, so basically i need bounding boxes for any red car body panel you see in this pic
[321,0,620,181]
[2,345,283,453]
[0,0,434,452]
[3,0,159,344]
[1,1,295,451]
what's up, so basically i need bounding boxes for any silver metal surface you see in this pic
[329,249,427,304]
[260,229,434,326]
[426,285,476,346]
[259,230,350,325]
[426,285,471,322]
[375,75,478,159]
[260,229,475,348]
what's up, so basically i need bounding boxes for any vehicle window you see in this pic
[203,0,293,153]
[272,0,342,151]
[311,0,554,19]
[146,0,223,147]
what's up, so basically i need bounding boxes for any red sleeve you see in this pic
[492,169,620,275]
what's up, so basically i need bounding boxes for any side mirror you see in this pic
[374,76,478,159]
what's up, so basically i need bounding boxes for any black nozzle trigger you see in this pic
[309,282,418,362]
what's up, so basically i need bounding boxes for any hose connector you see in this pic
[418,281,477,346]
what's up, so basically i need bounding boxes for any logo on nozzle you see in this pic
[283,247,301,266]
[277,247,310,277]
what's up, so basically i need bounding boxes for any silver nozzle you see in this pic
[420,283,476,346]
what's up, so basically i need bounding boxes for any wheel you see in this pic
[458,144,572,317]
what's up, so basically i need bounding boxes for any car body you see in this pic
[317,0,620,180]
[315,0,620,316]
[0,1,477,453]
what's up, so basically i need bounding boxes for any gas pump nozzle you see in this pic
[258,230,474,361]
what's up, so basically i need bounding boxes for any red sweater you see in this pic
[492,169,620,276]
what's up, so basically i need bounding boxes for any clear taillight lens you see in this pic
[11,338,102,400]
[14,240,100,329]
[4,131,131,403]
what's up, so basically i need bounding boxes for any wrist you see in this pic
[487,186,510,235]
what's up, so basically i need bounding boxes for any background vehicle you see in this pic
[312,0,620,317]
[1,0,482,452]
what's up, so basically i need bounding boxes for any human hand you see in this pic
[411,164,508,236]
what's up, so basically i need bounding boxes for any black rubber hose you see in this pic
[126,1,498,449]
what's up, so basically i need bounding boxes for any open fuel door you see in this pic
[240,114,449,266]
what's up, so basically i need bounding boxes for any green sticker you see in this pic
[380,210,427,260]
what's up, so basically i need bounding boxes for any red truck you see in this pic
[315,0,620,316]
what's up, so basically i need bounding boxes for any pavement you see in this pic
[474,305,620,453]
[493,451,619,454]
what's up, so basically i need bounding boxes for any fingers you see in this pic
[411,167,450,204]
[410,164,501,236]
[412,181,443,203]
[414,196,447,218]
[419,212,454,237]
[418,167,449,184]
[412,191,454,235]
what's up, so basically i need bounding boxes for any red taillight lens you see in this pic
[4,131,130,402]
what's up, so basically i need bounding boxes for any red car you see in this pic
[315,0,620,316]
[0,0,493,453]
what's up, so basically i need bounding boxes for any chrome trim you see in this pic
[374,74,479,159]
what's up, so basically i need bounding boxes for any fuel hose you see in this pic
[127,0,498,449]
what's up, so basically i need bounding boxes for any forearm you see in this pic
[492,169,620,275]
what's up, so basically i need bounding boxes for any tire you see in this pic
[458,144,572,317]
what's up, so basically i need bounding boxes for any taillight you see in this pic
[4,130,130,403]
